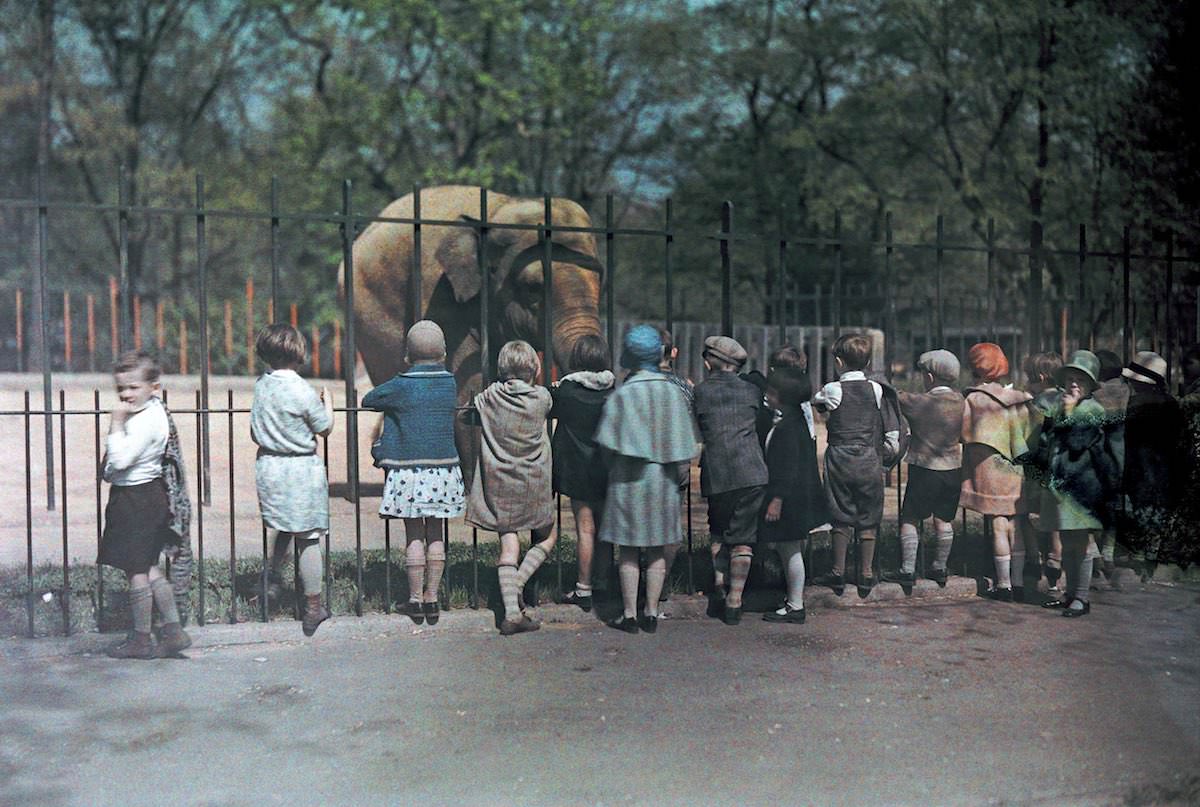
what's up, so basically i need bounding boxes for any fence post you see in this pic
[340,179,364,616]
[720,201,733,337]
[935,214,945,345]
[884,212,894,380]
[117,165,132,352]
[196,173,212,504]
[194,390,205,625]
[832,210,842,340]
[311,324,321,376]
[606,195,617,357]
[36,167,56,511]
[270,176,280,324]
[542,193,554,385]
[58,389,70,634]
[289,302,298,329]
[1028,219,1044,353]
[479,189,491,383]
[986,218,996,342]
[1165,230,1175,388]
[24,391,34,636]
[1122,226,1132,363]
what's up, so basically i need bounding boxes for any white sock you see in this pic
[776,541,806,609]
[934,522,954,570]
[618,550,640,619]
[994,555,1012,589]
[644,554,666,618]
[899,522,919,574]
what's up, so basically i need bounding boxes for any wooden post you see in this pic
[1060,305,1068,360]
[290,303,298,329]
[15,288,23,372]
[108,277,119,359]
[133,294,142,350]
[86,293,95,372]
[245,277,255,375]
[224,300,233,362]
[60,290,71,370]
[333,319,342,378]
[156,299,165,354]
[267,298,274,325]
[180,318,188,374]
[311,324,321,376]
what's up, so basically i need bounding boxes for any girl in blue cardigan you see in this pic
[362,320,463,626]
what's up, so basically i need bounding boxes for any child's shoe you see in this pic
[303,594,330,636]
[813,572,845,596]
[881,569,914,595]
[422,601,440,626]
[107,631,155,660]
[857,576,876,599]
[561,590,593,612]
[156,622,192,657]
[404,599,425,625]
[926,567,948,588]
[763,604,806,624]
[499,615,541,636]
[706,589,726,619]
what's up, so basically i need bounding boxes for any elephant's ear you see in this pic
[434,215,483,303]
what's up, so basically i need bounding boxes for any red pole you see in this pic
[333,319,342,378]
[62,290,72,370]
[156,299,165,354]
[289,303,298,329]
[133,294,143,350]
[224,299,233,360]
[246,277,255,375]
[311,324,321,376]
[179,318,188,375]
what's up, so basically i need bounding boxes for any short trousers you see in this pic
[900,465,961,523]
[706,485,765,546]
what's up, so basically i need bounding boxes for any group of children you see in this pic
[96,314,1185,654]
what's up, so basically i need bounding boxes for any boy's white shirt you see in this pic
[104,396,169,486]
[813,370,900,455]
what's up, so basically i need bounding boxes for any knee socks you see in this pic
[993,555,1012,589]
[130,582,153,635]
[498,564,520,621]
[859,529,877,579]
[515,544,549,588]
[1074,556,1093,603]
[831,527,851,576]
[726,550,753,609]
[297,536,323,596]
[270,530,291,576]
[711,543,726,592]
[933,522,954,571]
[424,540,445,602]
[149,577,180,626]
[405,540,426,603]
[644,552,667,618]
[618,549,640,619]
[899,523,919,574]
[776,541,806,609]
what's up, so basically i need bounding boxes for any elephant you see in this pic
[339,185,605,485]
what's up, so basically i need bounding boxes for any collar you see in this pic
[268,368,300,379]
[839,370,867,382]
[930,385,953,393]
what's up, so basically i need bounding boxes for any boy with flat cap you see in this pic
[693,335,768,624]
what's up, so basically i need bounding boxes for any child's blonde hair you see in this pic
[112,350,161,382]
[498,340,540,383]
[832,333,872,371]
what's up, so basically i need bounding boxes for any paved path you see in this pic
[2,581,1198,806]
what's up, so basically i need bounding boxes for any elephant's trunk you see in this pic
[550,262,603,371]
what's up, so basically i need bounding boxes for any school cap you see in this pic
[703,335,748,369]
[917,349,960,383]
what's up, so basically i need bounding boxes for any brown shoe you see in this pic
[157,622,193,657]
[303,594,330,637]
[107,631,155,660]
[499,615,540,636]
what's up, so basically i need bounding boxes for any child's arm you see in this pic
[360,378,399,412]
[812,381,841,412]
[316,387,334,437]
[302,384,334,438]
[104,403,168,473]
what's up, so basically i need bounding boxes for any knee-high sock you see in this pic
[711,543,726,591]
[270,530,291,575]
[405,540,426,602]
[643,550,667,618]
[498,564,520,621]
[297,535,323,595]
[130,582,153,634]
[1074,556,1093,602]
[859,529,877,579]
[993,555,1012,589]
[831,527,851,576]
[149,577,179,625]
[618,548,640,619]
[424,540,446,602]
[899,522,919,574]
[776,541,806,609]
[515,544,549,588]
[934,522,954,571]
[726,550,753,608]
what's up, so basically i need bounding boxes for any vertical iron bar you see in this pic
[665,199,674,336]
[410,183,423,330]
[471,527,479,609]
[1122,226,1132,363]
[36,169,55,510]
[1165,231,1175,388]
[1028,220,1044,353]
[720,201,733,337]
[227,389,236,624]
[935,214,945,345]
[341,180,363,616]
[384,503,392,613]
[1077,224,1086,352]
[196,174,212,504]
[323,433,331,610]
[260,525,269,623]
[606,195,616,357]
[442,517,450,610]
[118,165,132,351]
[777,215,787,345]
[686,475,694,594]
[59,389,69,634]
[883,213,894,381]
[986,219,996,342]
[832,211,843,340]
[94,389,104,625]
[270,176,280,323]
[556,494,563,596]
[195,390,206,625]
[478,189,490,383]
[25,391,34,637]
[542,194,554,385]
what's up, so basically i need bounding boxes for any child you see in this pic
[251,324,334,636]
[812,334,900,598]
[1037,351,1122,616]
[656,327,694,606]
[362,320,463,626]
[465,340,556,635]
[551,334,615,612]
[99,351,192,659]
[594,325,696,633]
[759,368,828,623]
[884,349,963,591]
[1023,351,1065,596]
[961,343,1035,601]
[693,335,768,624]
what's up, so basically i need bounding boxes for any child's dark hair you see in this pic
[256,323,308,368]
[769,343,807,371]
[1094,349,1122,382]
[767,367,810,407]
[1023,351,1063,382]
[569,334,610,373]
[832,333,872,371]
[658,327,675,363]
[498,340,540,382]
[113,350,161,382]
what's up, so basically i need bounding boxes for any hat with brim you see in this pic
[1122,351,1167,387]
[703,335,748,369]
[1056,349,1100,387]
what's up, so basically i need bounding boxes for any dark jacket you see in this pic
[550,375,614,501]
[694,371,769,496]
[362,364,460,468]
[1124,379,1184,512]
[759,406,828,542]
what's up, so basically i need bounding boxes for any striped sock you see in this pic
[130,583,153,634]
[515,545,549,588]
[406,540,426,603]
[994,555,1012,589]
[498,565,520,621]
[424,541,445,602]
[726,551,752,609]
[899,523,919,574]
[149,577,179,625]
[934,523,954,570]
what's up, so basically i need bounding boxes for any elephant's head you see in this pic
[434,196,604,371]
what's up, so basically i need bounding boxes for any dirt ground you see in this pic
[0,371,918,569]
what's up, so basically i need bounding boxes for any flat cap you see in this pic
[916,349,960,383]
[703,335,748,368]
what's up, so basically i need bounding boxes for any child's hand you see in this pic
[765,497,783,522]
[1061,387,1081,411]
[319,386,329,403]
[110,401,132,430]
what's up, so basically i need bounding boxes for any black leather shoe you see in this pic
[404,599,425,625]
[857,576,876,599]
[706,591,726,619]
[813,573,845,596]
[989,587,1013,603]
[638,614,658,634]
[722,606,742,625]
[1041,596,1072,609]
[763,605,806,624]
[561,590,593,612]
[422,601,440,625]
[880,569,915,586]
[1062,601,1091,618]
[926,567,948,588]
[607,616,639,634]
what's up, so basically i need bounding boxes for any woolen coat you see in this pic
[465,379,554,533]
[960,382,1034,515]
[550,372,615,502]
[759,406,828,542]
[693,371,769,496]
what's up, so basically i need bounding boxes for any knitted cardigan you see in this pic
[362,364,460,468]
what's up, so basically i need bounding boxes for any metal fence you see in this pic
[2,173,1197,636]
